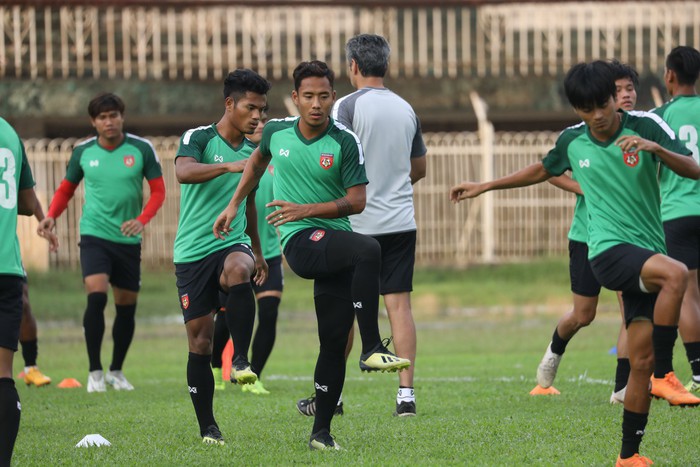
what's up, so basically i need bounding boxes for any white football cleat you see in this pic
[536,343,562,389]
[105,370,134,391]
[87,370,106,393]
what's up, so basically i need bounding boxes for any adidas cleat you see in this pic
[230,356,257,385]
[359,338,411,373]
[393,400,416,417]
[309,429,342,451]
[650,371,700,407]
[24,367,51,387]
[201,425,225,445]
[536,342,562,389]
[296,393,343,417]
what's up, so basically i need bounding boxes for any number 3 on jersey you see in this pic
[679,124,699,164]
[0,148,17,209]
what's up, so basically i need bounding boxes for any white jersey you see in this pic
[332,87,426,235]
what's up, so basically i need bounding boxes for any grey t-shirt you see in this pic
[332,87,426,235]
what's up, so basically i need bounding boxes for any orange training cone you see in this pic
[530,384,560,395]
[58,378,83,388]
[221,339,234,382]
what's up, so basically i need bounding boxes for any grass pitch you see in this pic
[13,311,698,465]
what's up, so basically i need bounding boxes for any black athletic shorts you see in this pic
[284,227,377,299]
[664,216,700,270]
[0,275,23,351]
[590,243,658,325]
[254,255,284,294]
[372,231,416,295]
[79,235,141,291]
[175,243,254,322]
[568,240,602,297]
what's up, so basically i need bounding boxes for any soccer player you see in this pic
[653,45,700,394]
[331,33,427,416]
[450,60,699,466]
[213,60,410,450]
[37,93,165,393]
[210,116,282,395]
[20,197,59,388]
[174,69,270,445]
[534,60,639,404]
[0,116,39,466]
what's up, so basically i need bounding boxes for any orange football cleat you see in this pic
[615,454,653,466]
[24,367,51,387]
[650,371,700,407]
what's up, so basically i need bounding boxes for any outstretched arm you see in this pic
[450,161,551,203]
[547,173,583,196]
[213,147,271,239]
[265,184,366,228]
[175,157,247,184]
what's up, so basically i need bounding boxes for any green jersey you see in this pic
[567,181,588,244]
[65,133,162,244]
[0,118,35,277]
[255,164,282,259]
[174,124,253,263]
[653,95,700,221]
[542,111,690,259]
[259,117,368,248]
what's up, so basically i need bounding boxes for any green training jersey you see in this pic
[174,124,253,263]
[65,133,162,244]
[255,164,282,259]
[259,117,368,248]
[653,95,700,222]
[542,111,690,259]
[0,117,35,277]
[567,179,588,244]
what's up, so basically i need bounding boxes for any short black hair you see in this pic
[292,60,335,91]
[666,46,700,86]
[345,34,390,78]
[88,93,125,118]
[223,69,271,101]
[564,61,616,109]
[609,59,639,88]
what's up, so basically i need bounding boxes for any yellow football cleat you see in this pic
[24,367,51,387]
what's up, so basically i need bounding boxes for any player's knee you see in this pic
[356,235,381,263]
[86,292,108,313]
[629,349,654,374]
[189,335,213,354]
[574,309,596,327]
[664,261,688,294]
[224,261,254,284]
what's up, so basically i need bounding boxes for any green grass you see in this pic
[13,259,692,465]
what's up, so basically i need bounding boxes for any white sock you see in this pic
[693,375,700,383]
[24,366,36,374]
[397,387,415,403]
[337,393,343,406]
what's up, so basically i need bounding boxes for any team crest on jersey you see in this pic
[309,229,326,242]
[623,151,640,167]
[268,164,274,176]
[123,155,135,167]
[320,153,334,170]
[181,294,190,310]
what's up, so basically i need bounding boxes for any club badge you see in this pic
[623,151,639,167]
[309,229,326,242]
[320,153,334,170]
[181,294,190,310]
[124,155,135,167]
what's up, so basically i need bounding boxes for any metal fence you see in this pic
[1,2,699,81]
[19,131,572,270]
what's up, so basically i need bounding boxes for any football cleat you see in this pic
[212,367,225,391]
[359,338,411,372]
[230,356,257,385]
[24,367,51,387]
[296,393,344,417]
[308,429,342,451]
[393,400,416,417]
[650,371,700,407]
[241,379,270,395]
[87,370,106,393]
[105,370,134,391]
[686,378,700,393]
[201,425,225,446]
[615,454,653,466]
[610,386,626,405]
[536,342,562,389]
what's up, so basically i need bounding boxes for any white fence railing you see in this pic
[19,131,572,270]
[1,2,699,81]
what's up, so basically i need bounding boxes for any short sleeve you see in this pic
[259,122,276,158]
[411,116,427,158]
[541,132,573,177]
[339,131,368,189]
[18,142,35,190]
[177,127,210,162]
[65,145,85,184]
[333,98,354,130]
[141,141,163,180]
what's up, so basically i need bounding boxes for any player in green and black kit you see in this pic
[0,117,41,465]
[174,69,270,445]
[653,46,700,394]
[450,61,700,466]
[213,61,410,450]
[38,93,165,393]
